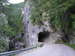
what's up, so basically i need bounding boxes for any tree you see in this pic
[30,0,75,43]
[0,0,24,52]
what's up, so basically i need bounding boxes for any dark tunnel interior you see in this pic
[38,31,50,42]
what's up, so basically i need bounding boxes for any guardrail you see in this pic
[0,46,37,56]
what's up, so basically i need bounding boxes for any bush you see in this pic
[0,35,9,52]
[65,43,75,49]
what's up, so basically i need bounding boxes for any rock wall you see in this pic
[23,0,54,47]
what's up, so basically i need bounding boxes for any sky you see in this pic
[8,0,24,4]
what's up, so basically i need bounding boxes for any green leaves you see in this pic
[0,13,8,26]
[0,37,9,52]
[30,0,75,31]
[2,3,24,37]
[0,0,24,52]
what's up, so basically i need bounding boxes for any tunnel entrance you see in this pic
[38,31,50,42]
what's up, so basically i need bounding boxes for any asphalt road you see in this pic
[16,44,75,56]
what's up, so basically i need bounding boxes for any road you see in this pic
[16,44,75,56]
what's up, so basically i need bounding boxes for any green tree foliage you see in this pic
[0,0,9,52]
[30,0,75,43]
[30,0,75,30]
[2,3,24,37]
[0,0,24,52]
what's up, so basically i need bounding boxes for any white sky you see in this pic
[8,0,24,4]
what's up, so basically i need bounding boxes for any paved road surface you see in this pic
[16,44,75,56]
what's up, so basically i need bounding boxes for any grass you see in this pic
[55,40,75,49]
[64,43,75,49]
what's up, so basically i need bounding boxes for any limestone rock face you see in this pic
[23,0,53,47]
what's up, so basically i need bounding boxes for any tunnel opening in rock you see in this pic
[38,31,50,42]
